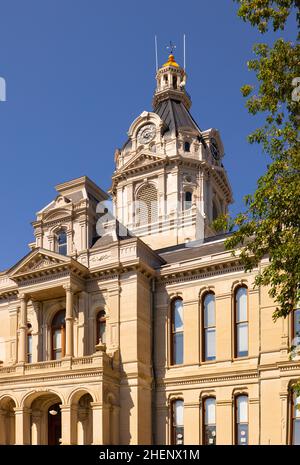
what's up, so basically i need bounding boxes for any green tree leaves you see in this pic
[220,1,300,320]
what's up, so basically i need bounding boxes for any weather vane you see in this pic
[167,41,176,54]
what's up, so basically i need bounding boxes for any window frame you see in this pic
[202,396,216,445]
[51,310,66,360]
[170,398,184,445]
[234,394,249,445]
[234,286,249,358]
[56,229,68,256]
[170,298,184,366]
[202,292,216,362]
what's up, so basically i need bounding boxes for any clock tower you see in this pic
[110,52,233,249]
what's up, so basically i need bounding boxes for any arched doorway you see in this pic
[26,392,62,445]
[0,396,16,444]
[69,390,95,444]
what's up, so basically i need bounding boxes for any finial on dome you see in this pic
[162,53,180,68]
[162,41,180,68]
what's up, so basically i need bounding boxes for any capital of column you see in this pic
[13,407,31,415]
[19,293,28,303]
[63,284,74,294]
[59,404,77,413]
[90,402,103,411]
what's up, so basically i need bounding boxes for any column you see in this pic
[32,301,41,363]
[60,405,76,445]
[280,391,289,445]
[78,291,88,356]
[31,410,42,445]
[18,294,28,364]
[91,402,104,445]
[0,409,6,444]
[14,407,31,445]
[64,285,74,358]
[111,405,120,445]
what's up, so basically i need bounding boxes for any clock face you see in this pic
[137,124,156,144]
[210,138,220,160]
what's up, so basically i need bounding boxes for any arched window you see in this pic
[171,299,184,365]
[27,323,33,364]
[96,310,106,345]
[235,287,248,358]
[203,397,216,445]
[235,395,248,445]
[56,230,67,256]
[171,399,184,445]
[136,184,158,226]
[203,293,216,361]
[184,191,192,210]
[184,141,190,152]
[51,310,66,360]
[291,390,300,444]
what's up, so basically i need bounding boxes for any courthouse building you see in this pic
[0,52,299,445]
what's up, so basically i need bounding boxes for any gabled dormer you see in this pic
[31,176,109,257]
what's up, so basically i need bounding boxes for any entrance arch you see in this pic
[69,390,94,444]
[0,396,16,444]
[23,391,63,445]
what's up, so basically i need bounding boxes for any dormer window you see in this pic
[184,142,190,152]
[56,230,67,256]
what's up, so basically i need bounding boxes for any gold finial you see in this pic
[162,41,180,68]
[162,54,179,68]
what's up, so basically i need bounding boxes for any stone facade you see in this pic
[0,53,299,445]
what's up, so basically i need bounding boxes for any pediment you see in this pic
[119,152,165,173]
[43,208,71,222]
[10,249,70,278]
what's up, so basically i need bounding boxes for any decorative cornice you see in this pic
[157,370,259,387]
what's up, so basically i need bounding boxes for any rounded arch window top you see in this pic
[52,309,66,327]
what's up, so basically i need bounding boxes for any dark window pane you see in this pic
[174,333,183,365]
[52,310,65,327]
[58,243,67,256]
[205,425,216,445]
[175,427,184,445]
[184,142,190,152]
[237,424,248,445]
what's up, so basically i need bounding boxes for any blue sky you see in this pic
[0,0,297,270]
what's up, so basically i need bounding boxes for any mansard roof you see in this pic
[154,98,202,136]
[156,233,232,264]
